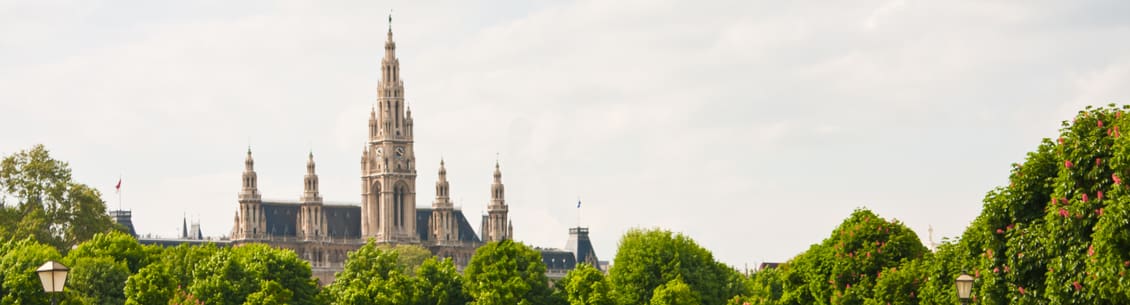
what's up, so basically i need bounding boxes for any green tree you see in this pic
[560,263,613,305]
[324,240,413,305]
[741,267,783,305]
[0,238,65,305]
[378,243,433,275]
[463,239,555,305]
[245,280,294,305]
[649,278,699,305]
[0,145,115,250]
[67,231,152,273]
[769,209,926,305]
[65,256,130,305]
[187,244,318,305]
[124,243,218,305]
[413,257,467,305]
[189,249,257,305]
[608,229,748,305]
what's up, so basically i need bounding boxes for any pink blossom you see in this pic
[1019,286,1026,295]
[996,228,1004,234]
[1059,137,1066,144]
[994,267,1000,273]
[1098,191,1104,200]
[1115,174,1123,185]
[1066,160,1074,168]
[1099,120,1104,127]
[1083,194,1089,202]
[1097,158,1102,167]
[1098,208,1105,216]
[1060,209,1070,217]
[1007,223,1015,230]
[1089,244,1095,256]
[1074,281,1082,291]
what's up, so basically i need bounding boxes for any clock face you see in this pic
[375,148,383,157]
[395,146,405,158]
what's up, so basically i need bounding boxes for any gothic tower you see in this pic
[485,161,510,241]
[298,153,327,240]
[361,24,418,242]
[235,148,264,239]
[430,160,459,242]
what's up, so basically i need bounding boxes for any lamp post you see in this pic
[36,261,69,305]
[955,273,974,305]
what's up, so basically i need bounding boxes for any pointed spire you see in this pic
[244,147,255,171]
[302,152,322,203]
[438,158,447,176]
[307,152,316,173]
[493,159,502,181]
[240,148,261,201]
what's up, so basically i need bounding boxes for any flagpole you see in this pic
[576,197,581,228]
[118,175,122,211]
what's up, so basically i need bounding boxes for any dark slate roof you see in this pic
[324,205,361,238]
[109,210,136,236]
[138,238,230,248]
[261,201,363,239]
[539,249,577,271]
[416,208,482,243]
[258,201,477,241]
[565,227,600,270]
[262,202,299,237]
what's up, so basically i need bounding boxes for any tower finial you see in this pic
[388,10,393,31]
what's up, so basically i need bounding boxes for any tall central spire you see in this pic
[362,19,417,242]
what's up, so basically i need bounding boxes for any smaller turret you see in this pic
[299,153,326,240]
[485,160,510,242]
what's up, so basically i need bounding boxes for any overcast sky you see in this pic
[2,0,1130,269]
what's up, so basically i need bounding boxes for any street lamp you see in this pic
[955,273,974,305]
[36,261,69,305]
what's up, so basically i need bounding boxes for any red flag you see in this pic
[115,179,122,194]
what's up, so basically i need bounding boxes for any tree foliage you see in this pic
[324,240,413,305]
[463,239,556,305]
[750,209,926,305]
[609,228,749,305]
[560,263,613,305]
[0,238,66,305]
[413,257,468,305]
[124,243,218,305]
[65,256,130,305]
[0,145,115,251]
[649,278,699,305]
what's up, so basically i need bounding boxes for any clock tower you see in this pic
[361,23,418,242]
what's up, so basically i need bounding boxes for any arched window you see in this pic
[394,186,402,227]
